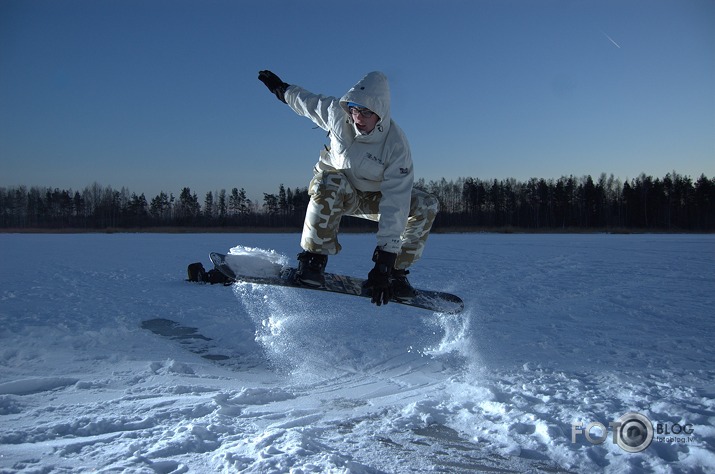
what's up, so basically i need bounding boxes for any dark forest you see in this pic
[2,172,713,231]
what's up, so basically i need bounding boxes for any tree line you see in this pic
[1,172,713,231]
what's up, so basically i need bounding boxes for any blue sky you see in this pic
[1,0,713,203]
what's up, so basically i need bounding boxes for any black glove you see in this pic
[258,70,289,103]
[366,247,397,306]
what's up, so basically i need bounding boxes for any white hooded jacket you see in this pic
[284,72,414,253]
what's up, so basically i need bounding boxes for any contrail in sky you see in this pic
[602,31,621,49]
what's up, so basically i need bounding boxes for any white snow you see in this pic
[0,232,713,473]
[226,246,288,278]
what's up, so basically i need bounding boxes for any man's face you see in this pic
[350,106,380,134]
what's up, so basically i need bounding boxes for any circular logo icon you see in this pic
[615,412,654,453]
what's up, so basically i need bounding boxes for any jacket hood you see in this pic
[340,71,391,132]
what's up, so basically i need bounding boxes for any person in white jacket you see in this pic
[258,70,438,306]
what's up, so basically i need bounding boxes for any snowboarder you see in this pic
[258,70,439,306]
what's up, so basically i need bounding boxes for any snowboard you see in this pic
[209,252,464,314]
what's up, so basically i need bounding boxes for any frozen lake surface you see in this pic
[1,232,713,473]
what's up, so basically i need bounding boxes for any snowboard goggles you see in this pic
[347,102,376,118]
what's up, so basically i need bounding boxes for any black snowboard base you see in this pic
[209,252,464,314]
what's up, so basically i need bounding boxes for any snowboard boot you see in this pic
[296,251,328,287]
[390,269,417,300]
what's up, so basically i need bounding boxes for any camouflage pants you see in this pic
[301,171,439,270]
